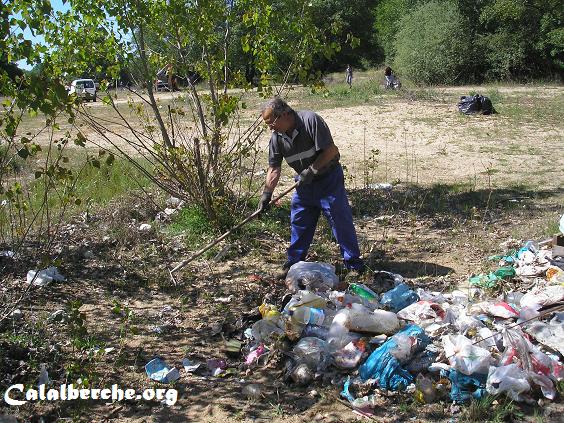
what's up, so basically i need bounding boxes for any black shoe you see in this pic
[343,266,366,283]
[275,261,293,281]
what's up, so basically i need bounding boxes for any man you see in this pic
[345,65,353,88]
[257,97,364,279]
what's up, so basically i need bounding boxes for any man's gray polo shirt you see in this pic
[268,110,334,174]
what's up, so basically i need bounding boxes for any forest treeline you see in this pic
[132,0,564,85]
[2,0,563,86]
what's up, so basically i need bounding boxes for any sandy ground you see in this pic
[70,85,564,192]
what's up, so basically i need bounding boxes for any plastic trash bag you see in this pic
[486,364,530,401]
[333,340,366,369]
[250,319,285,343]
[443,335,492,376]
[500,327,562,399]
[359,325,430,390]
[457,94,496,115]
[27,266,66,286]
[381,283,419,312]
[292,337,331,371]
[285,261,339,293]
[520,285,564,308]
[444,369,487,403]
[476,327,502,352]
[397,301,446,324]
[526,315,564,356]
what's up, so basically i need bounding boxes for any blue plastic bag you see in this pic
[359,325,430,390]
[380,283,419,312]
[443,369,487,403]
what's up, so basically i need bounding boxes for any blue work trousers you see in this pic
[288,165,363,270]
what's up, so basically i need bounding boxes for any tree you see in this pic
[372,0,424,63]
[477,0,564,79]
[36,0,338,230]
[393,0,471,84]
[309,0,379,71]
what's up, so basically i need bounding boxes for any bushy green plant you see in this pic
[393,0,471,84]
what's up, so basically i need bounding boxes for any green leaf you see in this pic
[74,132,86,147]
[17,148,30,159]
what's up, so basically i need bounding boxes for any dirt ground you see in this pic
[1,84,563,422]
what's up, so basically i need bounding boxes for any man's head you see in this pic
[261,97,295,134]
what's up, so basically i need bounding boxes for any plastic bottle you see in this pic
[289,306,335,327]
[293,291,328,308]
[327,309,351,350]
[348,303,400,335]
[348,283,378,302]
[381,283,419,312]
[415,373,436,404]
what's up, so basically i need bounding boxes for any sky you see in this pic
[16,0,70,70]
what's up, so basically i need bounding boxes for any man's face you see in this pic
[262,108,292,133]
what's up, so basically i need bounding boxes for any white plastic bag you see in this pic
[27,266,66,286]
[397,301,445,324]
[443,335,491,375]
[486,364,530,401]
[520,285,564,308]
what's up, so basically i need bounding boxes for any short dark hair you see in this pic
[385,67,392,76]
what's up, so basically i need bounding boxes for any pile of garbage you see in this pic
[237,239,563,413]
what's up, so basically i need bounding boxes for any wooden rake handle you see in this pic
[169,182,298,276]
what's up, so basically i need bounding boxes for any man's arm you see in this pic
[257,166,281,213]
[264,166,282,193]
[311,144,340,174]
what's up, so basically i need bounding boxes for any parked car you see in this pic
[154,79,170,92]
[69,78,97,102]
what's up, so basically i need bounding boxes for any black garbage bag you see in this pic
[457,94,497,115]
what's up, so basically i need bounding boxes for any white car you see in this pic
[69,79,97,102]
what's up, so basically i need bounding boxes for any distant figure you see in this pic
[166,64,178,91]
[384,66,400,89]
[345,65,353,88]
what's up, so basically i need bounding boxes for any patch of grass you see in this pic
[485,89,502,105]
[70,156,152,206]
[461,396,524,423]
[269,402,285,417]
[299,78,386,110]
[168,205,217,247]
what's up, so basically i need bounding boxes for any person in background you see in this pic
[384,66,400,89]
[345,65,353,88]
[257,97,365,280]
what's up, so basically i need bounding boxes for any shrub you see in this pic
[393,1,470,84]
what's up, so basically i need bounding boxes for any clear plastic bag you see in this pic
[292,337,331,371]
[397,301,445,324]
[285,261,339,293]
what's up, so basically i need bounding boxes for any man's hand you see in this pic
[257,191,273,214]
[298,166,316,186]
